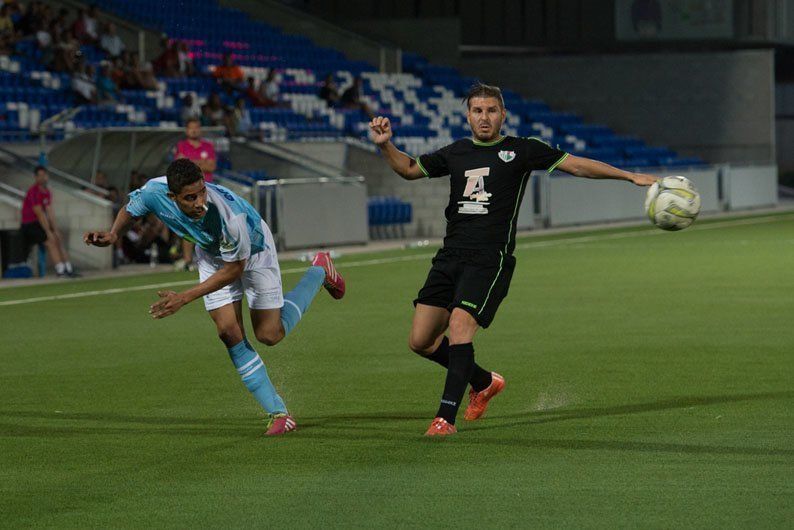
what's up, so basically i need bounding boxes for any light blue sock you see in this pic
[228,340,287,415]
[280,265,325,336]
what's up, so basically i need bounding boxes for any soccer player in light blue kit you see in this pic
[83,159,345,436]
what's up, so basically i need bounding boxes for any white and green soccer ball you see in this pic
[644,176,701,231]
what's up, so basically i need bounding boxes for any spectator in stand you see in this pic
[71,60,96,104]
[152,37,178,77]
[0,3,16,55]
[99,22,124,58]
[173,118,217,269]
[341,76,375,119]
[131,51,157,90]
[199,103,213,126]
[96,63,118,103]
[34,19,54,66]
[213,52,244,93]
[20,166,79,278]
[205,92,227,127]
[0,4,15,37]
[179,93,200,124]
[261,68,280,104]
[177,41,194,77]
[16,0,42,35]
[231,97,253,138]
[319,73,340,107]
[244,76,274,108]
[0,32,12,55]
[121,50,157,90]
[53,26,79,73]
[71,7,97,45]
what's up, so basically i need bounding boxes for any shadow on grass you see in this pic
[1,391,792,457]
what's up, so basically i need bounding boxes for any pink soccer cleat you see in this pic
[311,251,345,299]
[265,414,297,436]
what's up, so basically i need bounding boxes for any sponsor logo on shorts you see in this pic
[461,300,478,309]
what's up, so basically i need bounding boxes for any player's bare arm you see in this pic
[149,259,246,319]
[369,116,425,180]
[83,207,136,247]
[557,155,658,186]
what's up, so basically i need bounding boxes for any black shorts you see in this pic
[413,247,516,328]
[20,222,47,247]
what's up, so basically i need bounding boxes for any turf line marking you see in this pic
[1,213,790,307]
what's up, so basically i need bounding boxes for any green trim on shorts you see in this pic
[478,251,504,316]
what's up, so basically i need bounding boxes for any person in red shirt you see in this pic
[20,166,79,277]
[172,118,217,270]
[174,118,216,182]
[213,53,244,94]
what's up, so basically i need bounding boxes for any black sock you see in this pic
[469,364,493,393]
[425,336,450,367]
[436,342,475,424]
[423,336,492,392]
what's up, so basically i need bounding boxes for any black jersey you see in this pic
[416,136,568,254]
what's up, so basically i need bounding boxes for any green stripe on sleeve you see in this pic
[547,152,569,173]
[414,157,430,177]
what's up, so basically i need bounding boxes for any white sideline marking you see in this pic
[1,214,791,307]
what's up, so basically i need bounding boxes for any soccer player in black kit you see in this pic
[370,83,659,436]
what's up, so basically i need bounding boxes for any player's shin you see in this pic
[423,336,493,391]
[435,342,475,424]
[228,340,287,414]
[280,266,325,336]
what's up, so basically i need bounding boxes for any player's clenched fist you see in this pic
[83,231,118,247]
[369,116,392,146]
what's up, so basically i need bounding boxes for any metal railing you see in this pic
[0,144,111,198]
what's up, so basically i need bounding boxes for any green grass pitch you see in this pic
[1,213,792,528]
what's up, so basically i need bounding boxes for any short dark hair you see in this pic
[464,83,505,109]
[34,165,47,175]
[185,117,200,127]
[166,159,203,194]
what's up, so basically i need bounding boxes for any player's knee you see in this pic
[217,326,244,348]
[448,310,477,343]
[408,334,435,356]
[254,326,284,347]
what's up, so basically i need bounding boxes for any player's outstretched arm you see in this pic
[149,260,245,319]
[557,155,658,186]
[83,207,136,247]
[369,116,425,180]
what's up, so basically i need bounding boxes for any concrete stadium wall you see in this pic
[345,144,449,238]
[273,141,348,169]
[725,165,778,210]
[459,50,775,166]
[0,195,22,230]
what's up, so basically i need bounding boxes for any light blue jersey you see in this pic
[126,176,266,262]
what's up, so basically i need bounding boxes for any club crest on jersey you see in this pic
[498,150,516,163]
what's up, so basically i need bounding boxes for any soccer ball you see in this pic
[644,176,701,231]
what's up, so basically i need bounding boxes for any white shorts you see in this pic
[195,225,283,312]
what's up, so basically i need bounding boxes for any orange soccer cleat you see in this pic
[463,372,505,421]
[424,417,457,436]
